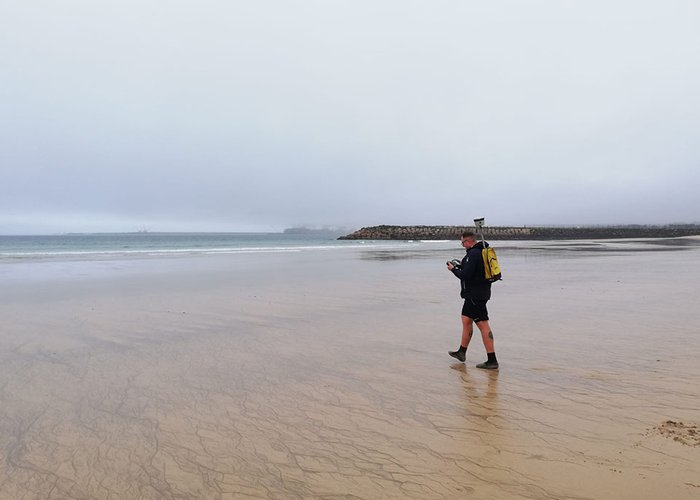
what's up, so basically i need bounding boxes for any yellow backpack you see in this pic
[482,246,502,282]
[474,217,502,282]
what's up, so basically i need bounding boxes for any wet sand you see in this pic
[1,240,699,499]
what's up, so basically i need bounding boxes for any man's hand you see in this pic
[447,261,455,271]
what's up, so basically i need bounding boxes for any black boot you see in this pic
[476,352,498,370]
[448,346,466,362]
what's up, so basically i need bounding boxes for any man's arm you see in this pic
[449,252,477,280]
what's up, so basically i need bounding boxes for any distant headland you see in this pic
[283,226,352,237]
[338,224,700,240]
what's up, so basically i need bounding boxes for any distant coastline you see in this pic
[283,226,351,237]
[338,224,700,240]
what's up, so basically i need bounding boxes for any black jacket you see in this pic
[451,241,492,301]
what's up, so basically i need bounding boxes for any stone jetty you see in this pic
[338,224,700,240]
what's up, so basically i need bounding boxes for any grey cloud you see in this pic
[1,0,699,233]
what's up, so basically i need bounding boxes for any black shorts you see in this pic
[462,298,489,322]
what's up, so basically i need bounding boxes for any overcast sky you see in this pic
[1,1,699,234]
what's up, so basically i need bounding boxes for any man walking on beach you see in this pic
[446,231,499,369]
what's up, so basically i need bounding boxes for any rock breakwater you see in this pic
[338,225,700,240]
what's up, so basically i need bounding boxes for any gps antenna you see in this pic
[473,217,486,246]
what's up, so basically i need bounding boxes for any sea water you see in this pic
[3,232,697,263]
[0,232,459,297]
[0,233,427,262]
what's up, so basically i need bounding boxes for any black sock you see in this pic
[458,345,467,353]
[487,352,497,363]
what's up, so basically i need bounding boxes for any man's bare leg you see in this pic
[449,315,474,362]
[461,315,474,349]
[475,320,498,369]
[475,319,494,352]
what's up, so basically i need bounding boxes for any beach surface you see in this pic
[1,238,699,499]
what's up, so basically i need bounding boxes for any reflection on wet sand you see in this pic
[1,242,699,499]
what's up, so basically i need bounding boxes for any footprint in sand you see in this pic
[652,420,700,446]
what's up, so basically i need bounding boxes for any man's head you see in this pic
[460,231,477,249]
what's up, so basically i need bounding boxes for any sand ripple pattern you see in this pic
[2,242,700,499]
